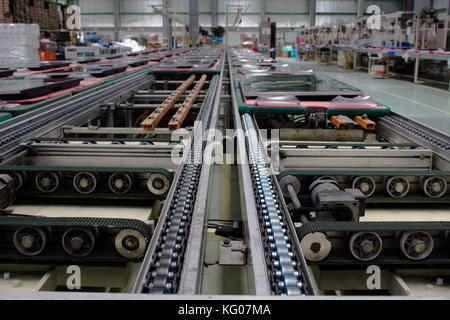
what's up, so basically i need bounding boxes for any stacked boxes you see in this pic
[0,0,13,23]
[5,0,66,30]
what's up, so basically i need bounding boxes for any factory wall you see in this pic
[121,0,163,27]
[77,0,416,45]
[362,0,404,14]
[79,0,114,27]
[432,0,450,18]
[264,0,309,28]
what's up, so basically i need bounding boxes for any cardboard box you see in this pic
[0,0,13,23]
[276,45,282,57]
[65,46,101,59]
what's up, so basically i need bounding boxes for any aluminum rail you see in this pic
[229,52,316,296]
[132,74,220,294]
[177,68,224,295]
[0,68,154,159]
[63,127,190,136]
[228,53,272,296]
[377,112,450,171]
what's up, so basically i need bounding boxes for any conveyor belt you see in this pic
[133,74,220,294]
[297,221,450,264]
[0,166,173,200]
[381,114,450,152]
[243,113,310,295]
[0,67,154,158]
[0,215,151,262]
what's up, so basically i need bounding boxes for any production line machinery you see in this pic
[228,49,450,295]
[132,49,316,296]
[0,49,224,288]
[0,47,448,297]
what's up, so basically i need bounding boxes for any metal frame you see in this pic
[228,52,272,296]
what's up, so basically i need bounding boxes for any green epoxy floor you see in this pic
[280,58,450,135]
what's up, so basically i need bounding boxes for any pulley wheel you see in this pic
[147,173,170,195]
[400,231,434,260]
[13,226,47,256]
[300,232,332,262]
[62,227,97,257]
[108,173,133,194]
[35,171,61,193]
[115,229,147,259]
[73,172,98,194]
[349,232,382,261]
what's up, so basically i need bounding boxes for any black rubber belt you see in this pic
[278,170,450,180]
[1,166,173,182]
[297,221,450,240]
[0,215,151,243]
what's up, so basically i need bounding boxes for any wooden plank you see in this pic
[141,75,196,130]
[168,74,207,130]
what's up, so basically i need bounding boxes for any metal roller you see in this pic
[147,173,170,195]
[279,175,301,199]
[315,176,338,183]
[349,232,382,261]
[13,226,48,256]
[385,176,410,198]
[108,173,133,194]
[300,232,332,262]
[421,176,447,198]
[35,171,61,193]
[351,176,376,198]
[73,172,98,194]
[400,231,434,260]
[62,228,97,257]
[115,229,147,259]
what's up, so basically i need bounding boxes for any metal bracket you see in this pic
[219,240,247,266]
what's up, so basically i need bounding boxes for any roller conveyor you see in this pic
[0,47,448,298]
[131,72,221,294]
[228,48,450,294]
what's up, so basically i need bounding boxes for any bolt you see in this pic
[310,242,321,253]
